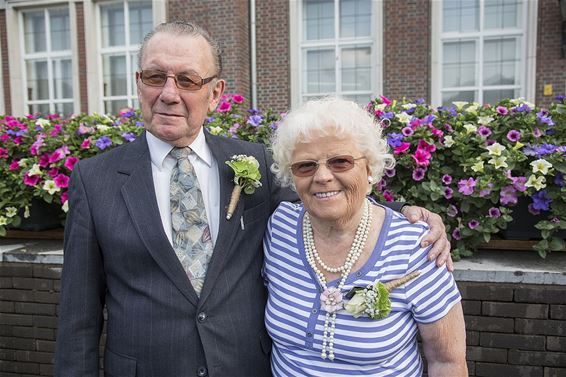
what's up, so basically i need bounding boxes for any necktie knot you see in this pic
[170,147,191,160]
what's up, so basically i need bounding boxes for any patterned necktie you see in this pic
[169,147,214,296]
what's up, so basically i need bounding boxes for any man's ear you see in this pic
[208,79,226,112]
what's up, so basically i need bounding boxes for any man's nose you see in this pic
[159,76,181,103]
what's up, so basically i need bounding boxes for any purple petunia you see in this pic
[95,136,113,150]
[412,168,426,181]
[458,177,476,196]
[384,168,396,178]
[401,127,414,136]
[442,174,453,185]
[447,204,458,217]
[513,103,532,113]
[468,220,480,229]
[506,130,521,142]
[536,111,555,126]
[500,185,518,206]
[488,207,501,218]
[477,126,492,137]
[496,106,509,115]
[247,115,263,127]
[451,228,462,240]
[531,190,552,211]
[387,133,405,148]
[121,132,136,142]
[554,172,565,187]
[443,187,454,199]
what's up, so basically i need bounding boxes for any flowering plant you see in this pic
[225,154,262,220]
[369,95,566,259]
[0,110,144,235]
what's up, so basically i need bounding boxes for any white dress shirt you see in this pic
[146,130,220,245]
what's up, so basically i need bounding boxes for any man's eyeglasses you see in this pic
[290,155,366,177]
[139,69,217,91]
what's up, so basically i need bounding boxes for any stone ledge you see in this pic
[2,239,566,285]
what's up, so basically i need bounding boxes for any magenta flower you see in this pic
[496,106,509,115]
[458,177,476,195]
[0,134,9,142]
[477,126,492,137]
[401,127,414,136]
[13,137,23,145]
[80,139,91,149]
[60,191,69,204]
[412,149,431,166]
[430,127,444,138]
[9,160,20,171]
[468,220,480,229]
[452,228,462,240]
[418,140,436,153]
[442,174,452,185]
[394,142,411,154]
[23,173,40,187]
[379,95,392,106]
[443,187,454,199]
[232,94,245,104]
[64,157,79,171]
[500,185,518,205]
[383,190,394,202]
[0,148,8,158]
[49,149,65,163]
[217,101,232,112]
[488,207,501,218]
[38,154,50,168]
[506,130,521,142]
[48,168,60,178]
[412,168,426,181]
[444,123,454,133]
[54,174,70,188]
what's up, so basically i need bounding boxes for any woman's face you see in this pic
[291,134,370,226]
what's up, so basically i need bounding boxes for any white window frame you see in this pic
[6,0,80,116]
[289,0,383,109]
[83,0,165,114]
[431,0,538,107]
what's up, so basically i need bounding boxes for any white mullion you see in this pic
[334,0,340,97]
[477,0,484,103]
[124,0,133,106]
[44,9,55,113]
[19,10,29,114]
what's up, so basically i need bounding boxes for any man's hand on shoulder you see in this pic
[401,205,454,272]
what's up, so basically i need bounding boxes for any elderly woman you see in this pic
[263,98,467,376]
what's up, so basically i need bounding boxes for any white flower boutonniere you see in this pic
[345,271,420,319]
[225,155,262,220]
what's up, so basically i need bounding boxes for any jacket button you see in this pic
[197,312,207,322]
[197,366,208,376]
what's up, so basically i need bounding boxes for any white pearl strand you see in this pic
[303,198,373,360]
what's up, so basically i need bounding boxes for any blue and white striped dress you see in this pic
[263,202,461,377]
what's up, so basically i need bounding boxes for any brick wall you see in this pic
[0,9,12,115]
[256,0,291,112]
[383,0,431,102]
[75,2,88,114]
[535,0,566,108]
[1,260,565,376]
[167,0,251,98]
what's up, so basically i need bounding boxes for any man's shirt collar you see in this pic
[146,128,213,170]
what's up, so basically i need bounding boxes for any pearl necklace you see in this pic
[303,198,373,360]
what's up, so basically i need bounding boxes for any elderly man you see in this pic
[54,21,452,377]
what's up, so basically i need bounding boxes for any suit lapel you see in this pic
[198,132,245,304]
[118,132,199,306]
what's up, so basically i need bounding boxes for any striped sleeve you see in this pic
[404,222,461,324]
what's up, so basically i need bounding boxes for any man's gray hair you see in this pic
[138,21,222,76]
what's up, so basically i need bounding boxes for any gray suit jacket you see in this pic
[55,131,297,377]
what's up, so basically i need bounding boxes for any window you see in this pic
[98,0,152,114]
[433,0,534,106]
[21,8,74,115]
[297,0,378,106]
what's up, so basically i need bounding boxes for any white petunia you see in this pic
[530,159,552,175]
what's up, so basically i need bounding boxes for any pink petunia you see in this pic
[9,160,20,170]
[430,127,444,138]
[80,139,91,149]
[383,190,394,202]
[0,148,8,158]
[496,106,509,115]
[417,140,436,153]
[379,95,392,106]
[232,94,245,104]
[217,101,232,112]
[458,177,476,195]
[60,191,69,204]
[394,142,411,154]
[412,168,426,181]
[48,168,60,178]
[13,137,23,145]
[23,173,41,187]
[64,156,79,171]
[54,174,70,188]
[38,154,50,168]
[412,149,431,166]
[49,149,65,163]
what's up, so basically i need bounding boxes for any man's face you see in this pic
[136,32,225,147]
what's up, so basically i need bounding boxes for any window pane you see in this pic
[24,11,46,53]
[55,102,74,116]
[130,52,137,96]
[342,93,371,106]
[129,1,153,45]
[340,0,371,38]
[101,3,125,47]
[443,0,479,32]
[483,38,519,86]
[105,99,128,114]
[50,8,71,51]
[341,47,370,91]
[103,55,127,96]
[29,103,50,115]
[26,60,49,100]
[442,90,476,106]
[304,49,335,93]
[443,41,476,87]
[53,59,73,99]
[304,0,334,40]
[483,89,517,104]
[485,0,522,30]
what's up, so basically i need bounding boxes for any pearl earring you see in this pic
[368,176,374,184]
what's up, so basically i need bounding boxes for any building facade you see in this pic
[0,0,564,116]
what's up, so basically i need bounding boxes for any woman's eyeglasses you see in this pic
[290,155,366,177]
[139,69,216,91]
